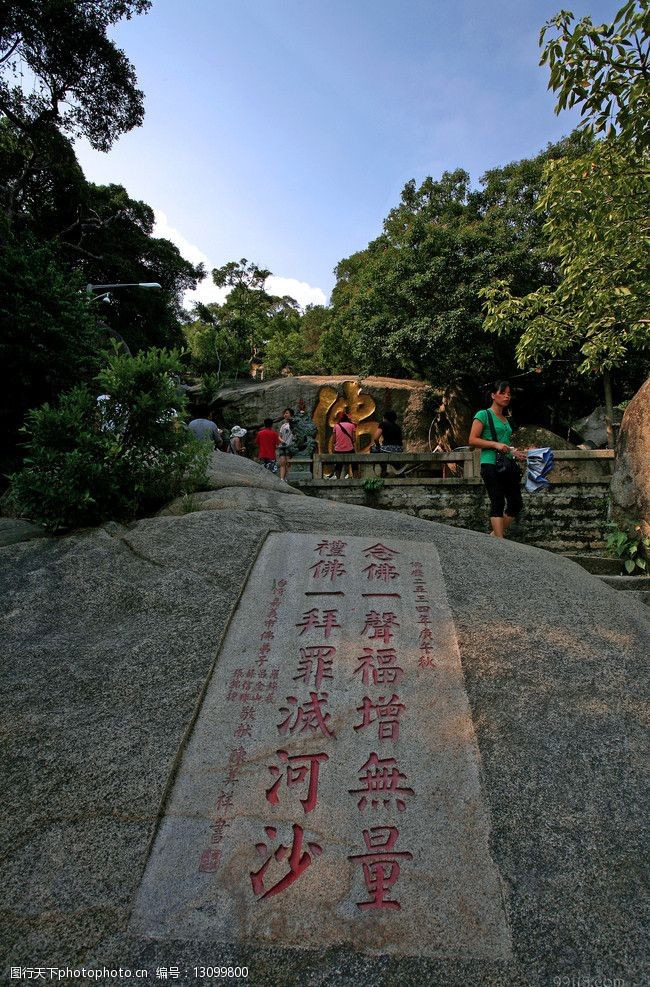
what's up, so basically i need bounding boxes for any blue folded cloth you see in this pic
[525,447,554,493]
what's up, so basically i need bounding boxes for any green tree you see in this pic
[9,347,209,530]
[0,231,105,475]
[72,183,205,352]
[0,0,150,154]
[540,0,649,150]
[481,138,648,376]
[323,139,587,389]
[482,2,649,440]
[184,259,301,380]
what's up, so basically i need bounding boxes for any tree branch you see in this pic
[0,36,21,65]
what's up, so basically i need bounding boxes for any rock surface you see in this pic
[573,404,624,448]
[1,453,648,986]
[610,377,650,538]
[211,376,473,452]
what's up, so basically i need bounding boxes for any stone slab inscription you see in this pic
[130,534,511,959]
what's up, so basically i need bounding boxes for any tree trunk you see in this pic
[603,370,615,449]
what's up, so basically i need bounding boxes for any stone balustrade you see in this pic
[289,449,615,553]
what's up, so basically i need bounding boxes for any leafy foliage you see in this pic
[0,1,206,478]
[0,0,150,151]
[9,348,210,531]
[606,521,650,573]
[482,4,649,382]
[184,259,301,380]
[481,138,649,374]
[0,231,105,474]
[540,1,649,150]
[320,138,588,389]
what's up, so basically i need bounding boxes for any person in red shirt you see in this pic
[255,418,280,472]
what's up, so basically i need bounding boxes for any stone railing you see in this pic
[289,449,616,553]
[301,448,614,485]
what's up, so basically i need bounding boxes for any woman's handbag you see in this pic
[486,411,520,475]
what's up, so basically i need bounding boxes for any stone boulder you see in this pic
[211,375,473,453]
[1,451,647,984]
[573,404,624,447]
[510,425,576,451]
[610,377,650,538]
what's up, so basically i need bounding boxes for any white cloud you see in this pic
[152,208,227,309]
[153,208,327,312]
[266,276,327,309]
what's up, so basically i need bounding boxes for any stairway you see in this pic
[563,555,650,608]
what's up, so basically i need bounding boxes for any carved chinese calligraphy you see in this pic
[130,534,511,961]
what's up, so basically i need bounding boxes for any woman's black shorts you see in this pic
[480,463,523,518]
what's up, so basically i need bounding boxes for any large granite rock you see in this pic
[1,453,647,985]
[573,404,624,448]
[211,376,473,452]
[610,377,650,538]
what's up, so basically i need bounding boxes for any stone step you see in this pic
[563,554,621,575]
[598,574,650,591]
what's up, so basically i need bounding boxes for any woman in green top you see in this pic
[469,380,528,539]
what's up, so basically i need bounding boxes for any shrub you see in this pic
[605,521,650,575]
[9,348,210,531]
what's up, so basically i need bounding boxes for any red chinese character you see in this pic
[309,559,347,581]
[241,705,256,721]
[362,562,400,582]
[315,539,348,556]
[363,543,400,561]
[214,790,234,812]
[419,627,433,645]
[210,818,230,841]
[251,823,322,899]
[266,750,329,813]
[295,608,341,638]
[362,610,400,643]
[228,746,247,770]
[418,655,437,668]
[354,648,404,687]
[349,753,414,811]
[354,694,405,741]
[234,722,253,738]
[348,826,412,910]
[277,692,335,738]
[260,630,275,641]
[199,848,222,873]
[294,646,336,689]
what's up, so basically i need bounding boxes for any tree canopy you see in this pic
[0,0,150,151]
[315,136,590,391]
[482,1,649,385]
[184,259,301,382]
[0,1,207,475]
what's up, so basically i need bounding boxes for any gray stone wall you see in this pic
[295,479,611,553]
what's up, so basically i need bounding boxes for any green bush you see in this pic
[605,521,650,575]
[9,347,210,531]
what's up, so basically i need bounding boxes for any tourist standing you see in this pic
[256,418,280,472]
[373,409,403,453]
[469,380,527,538]
[228,425,247,455]
[277,408,294,481]
[188,408,223,449]
[332,411,357,479]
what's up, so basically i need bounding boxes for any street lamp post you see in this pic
[86,282,162,293]
[85,282,162,354]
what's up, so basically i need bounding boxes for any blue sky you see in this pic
[75,0,620,308]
